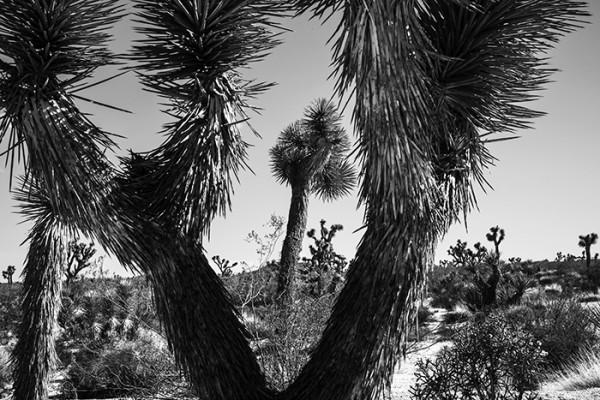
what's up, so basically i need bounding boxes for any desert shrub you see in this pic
[543,283,562,298]
[580,279,599,294]
[410,314,545,400]
[501,298,598,370]
[444,309,472,325]
[0,346,12,389]
[538,276,555,286]
[56,276,180,398]
[0,283,22,333]
[585,304,600,329]
[253,294,334,391]
[578,293,600,303]
[66,334,186,398]
[511,261,539,277]
[223,262,278,308]
[417,305,434,326]
[58,277,159,348]
[427,263,468,310]
[429,260,536,312]
[500,272,537,305]
[549,346,600,391]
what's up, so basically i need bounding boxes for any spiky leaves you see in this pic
[286,1,588,400]
[419,0,590,214]
[130,0,286,240]
[270,98,356,200]
[0,0,122,222]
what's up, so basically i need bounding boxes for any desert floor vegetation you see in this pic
[2,239,600,399]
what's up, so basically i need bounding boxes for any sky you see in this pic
[0,2,599,280]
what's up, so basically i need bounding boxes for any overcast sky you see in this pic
[1,2,599,280]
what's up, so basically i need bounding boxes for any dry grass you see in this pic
[550,347,600,391]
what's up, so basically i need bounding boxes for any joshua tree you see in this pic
[485,226,505,302]
[64,240,97,285]
[212,255,238,277]
[448,230,508,310]
[579,233,599,280]
[2,265,15,285]
[270,98,356,305]
[0,1,588,400]
[486,226,505,256]
[301,219,348,297]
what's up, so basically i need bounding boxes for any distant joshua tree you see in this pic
[270,98,356,305]
[486,226,505,256]
[301,220,348,297]
[579,233,599,280]
[64,240,97,285]
[448,226,506,310]
[212,255,237,277]
[2,265,15,285]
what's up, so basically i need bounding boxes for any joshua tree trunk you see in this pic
[277,180,311,306]
[140,240,270,399]
[11,217,66,400]
[283,211,432,400]
[586,246,592,280]
[482,261,501,308]
[95,181,271,400]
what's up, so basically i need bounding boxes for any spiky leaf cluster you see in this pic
[270,98,356,201]
[0,0,122,223]
[129,0,287,239]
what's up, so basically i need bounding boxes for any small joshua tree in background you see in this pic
[270,99,356,306]
[64,240,97,285]
[486,226,505,256]
[447,227,507,311]
[212,255,237,277]
[300,220,348,297]
[579,233,599,282]
[2,265,15,285]
[484,226,505,305]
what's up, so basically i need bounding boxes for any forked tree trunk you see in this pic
[283,217,431,400]
[277,180,310,306]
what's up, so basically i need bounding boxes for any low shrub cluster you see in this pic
[253,294,335,390]
[55,276,189,398]
[0,284,21,333]
[502,298,599,369]
[0,345,12,389]
[66,334,184,399]
[411,314,545,400]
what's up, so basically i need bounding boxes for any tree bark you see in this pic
[277,180,311,306]
[586,246,592,280]
[12,219,65,400]
[282,214,431,400]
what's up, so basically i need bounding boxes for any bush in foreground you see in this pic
[66,333,187,398]
[410,314,545,400]
[502,298,599,369]
[0,346,12,389]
